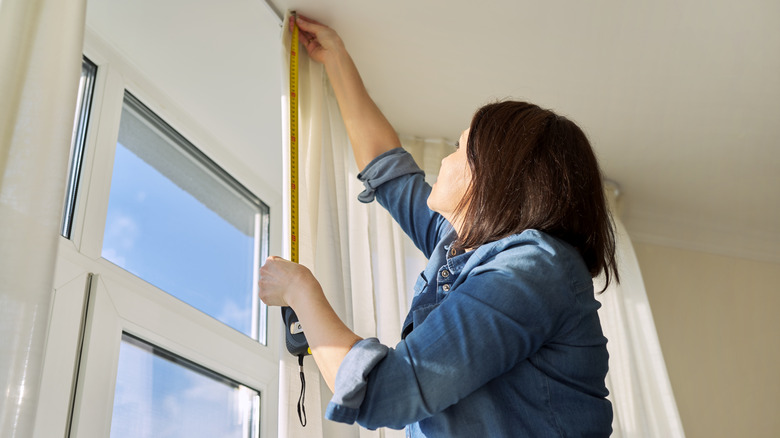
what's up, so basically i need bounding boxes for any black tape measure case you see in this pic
[282,306,310,356]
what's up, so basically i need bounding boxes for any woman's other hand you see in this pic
[292,14,345,65]
[258,255,361,391]
[289,13,401,173]
[258,256,318,308]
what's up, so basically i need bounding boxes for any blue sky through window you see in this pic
[111,335,258,438]
[102,142,256,337]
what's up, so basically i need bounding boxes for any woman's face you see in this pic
[427,128,472,228]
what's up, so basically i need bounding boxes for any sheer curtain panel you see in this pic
[598,185,686,437]
[0,0,87,436]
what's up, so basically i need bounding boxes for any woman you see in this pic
[259,14,617,437]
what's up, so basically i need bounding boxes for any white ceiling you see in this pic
[86,0,780,262]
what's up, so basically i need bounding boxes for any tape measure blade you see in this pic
[289,18,299,264]
[284,15,310,358]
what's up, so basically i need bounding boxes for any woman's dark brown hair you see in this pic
[454,101,619,290]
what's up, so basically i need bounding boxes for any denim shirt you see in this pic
[325,148,612,437]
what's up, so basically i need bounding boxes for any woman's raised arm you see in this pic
[295,15,400,170]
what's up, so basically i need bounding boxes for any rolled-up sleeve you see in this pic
[325,338,389,424]
[356,148,424,203]
[356,147,448,257]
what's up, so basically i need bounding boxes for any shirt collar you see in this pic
[444,243,473,274]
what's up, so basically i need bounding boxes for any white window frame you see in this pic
[34,28,281,438]
[61,56,97,239]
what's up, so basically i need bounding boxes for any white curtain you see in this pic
[598,185,686,438]
[0,0,86,436]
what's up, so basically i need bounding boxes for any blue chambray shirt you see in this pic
[326,148,612,437]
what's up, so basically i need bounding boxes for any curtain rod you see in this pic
[262,0,283,25]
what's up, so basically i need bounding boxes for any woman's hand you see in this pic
[258,256,318,308]
[292,14,345,65]
[290,13,401,170]
[259,256,362,391]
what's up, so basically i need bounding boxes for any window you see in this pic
[62,272,277,437]
[36,44,279,438]
[61,56,97,238]
[111,333,260,438]
[102,92,270,341]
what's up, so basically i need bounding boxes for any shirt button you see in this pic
[441,270,450,278]
[450,248,457,256]
[442,284,450,291]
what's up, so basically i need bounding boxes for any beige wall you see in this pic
[633,242,780,438]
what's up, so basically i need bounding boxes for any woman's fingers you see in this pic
[296,13,325,28]
[258,256,293,307]
[297,18,323,46]
[258,256,317,307]
[289,15,317,56]
[288,13,345,64]
[292,14,320,40]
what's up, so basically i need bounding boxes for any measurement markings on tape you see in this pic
[289,14,299,264]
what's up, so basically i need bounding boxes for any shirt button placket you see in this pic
[440,269,451,292]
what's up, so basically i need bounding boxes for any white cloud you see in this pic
[102,212,140,267]
[217,300,251,333]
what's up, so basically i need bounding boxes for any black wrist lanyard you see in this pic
[297,354,307,427]
[283,305,310,427]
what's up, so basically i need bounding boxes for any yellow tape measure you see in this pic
[289,15,299,264]
[284,23,310,426]
[284,11,311,365]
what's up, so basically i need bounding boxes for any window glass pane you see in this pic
[102,93,269,340]
[111,334,259,438]
[62,56,97,238]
